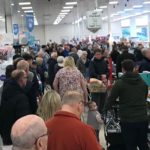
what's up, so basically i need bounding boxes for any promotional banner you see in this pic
[26,13,34,32]
[13,24,19,35]
[86,11,101,33]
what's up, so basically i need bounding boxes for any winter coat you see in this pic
[104,72,148,123]
[0,80,31,145]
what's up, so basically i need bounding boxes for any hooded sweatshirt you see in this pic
[105,72,148,122]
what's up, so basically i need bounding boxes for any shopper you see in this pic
[76,51,90,79]
[116,45,135,77]
[47,52,58,88]
[37,89,61,121]
[53,56,88,102]
[0,70,31,145]
[11,115,47,150]
[87,101,103,141]
[89,49,108,114]
[104,59,149,150]
[46,91,103,150]
[139,48,150,72]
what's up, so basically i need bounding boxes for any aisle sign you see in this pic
[26,13,34,32]
[13,24,19,35]
[87,11,101,32]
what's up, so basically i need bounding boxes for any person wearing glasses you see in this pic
[46,91,103,150]
[11,115,48,150]
[0,70,32,145]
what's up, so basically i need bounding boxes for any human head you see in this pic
[11,115,47,150]
[121,59,134,73]
[61,91,84,118]
[57,56,64,67]
[81,51,88,59]
[88,101,97,111]
[94,49,103,60]
[63,56,76,68]
[37,90,61,121]
[11,69,28,88]
[51,52,58,60]
[142,48,150,60]
[36,57,43,66]
[17,60,29,75]
[22,53,33,67]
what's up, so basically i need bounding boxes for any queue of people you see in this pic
[0,40,149,150]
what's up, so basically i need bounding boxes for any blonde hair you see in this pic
[17,60,29,71]
[62,91,84,105]
[63,56,76,68]
[37,90,61,121]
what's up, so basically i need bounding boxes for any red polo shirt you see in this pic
[46,111,102,150]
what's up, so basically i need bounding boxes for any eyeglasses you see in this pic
[34,131,48,145]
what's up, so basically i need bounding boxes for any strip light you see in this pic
[63,6,73,9]
[19,2,31,5]
[65,2,77,5]
[109,1,118,5]
[22,7,33,10]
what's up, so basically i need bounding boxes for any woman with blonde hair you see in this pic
[37,89,61,121]
[53,56,88,103]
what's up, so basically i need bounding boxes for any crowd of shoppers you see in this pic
[0,39,149,150]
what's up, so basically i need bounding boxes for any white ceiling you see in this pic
[0,0,150,26]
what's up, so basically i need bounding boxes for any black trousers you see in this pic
[91,92,107,114]
[121,121,149,150]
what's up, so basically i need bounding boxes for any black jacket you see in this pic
[104,72,148,122]
[0,80,31,145]
[89,58,108,79]
[139,57,150,73]
[48,58,57,88]
[116,51,135,76]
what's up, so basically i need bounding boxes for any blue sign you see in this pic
[26,13,34,32]
[13,24,19,35]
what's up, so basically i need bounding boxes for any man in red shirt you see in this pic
[46,91,103,150]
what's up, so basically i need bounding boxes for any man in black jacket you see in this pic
[104,59,149,150]
[0,70,31,145]
[116,46,135,77]
[89,49,108,113]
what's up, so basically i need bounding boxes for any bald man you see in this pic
[11,115,48,150]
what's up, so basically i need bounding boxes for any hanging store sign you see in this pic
[26,13,34,32]
[13,24,19,35]
[86,11,101,33]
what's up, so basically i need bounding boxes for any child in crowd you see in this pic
[87,101,103,141]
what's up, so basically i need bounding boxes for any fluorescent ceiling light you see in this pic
[111,13,118,17]
[102,16,108,20]
[22,7,33,10]
[0,16,3,19]
[24,10,34,13]
[21,14,24,17]
[18,11,20,13]
[11,3,14,6]
[109,1,118,5]
[60,12,68,15]
[133,5,143,8]
[94,9,103,12]
[124,8,133,11]
[19,2,31,5]
[83,16,87,20]
[112,11,150,22]
[61,10,70,12]
[143,1,150,4]
[63,6,73,9]
[100,5,107,9]
[65,2,77,5]
[117,11,124,14]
